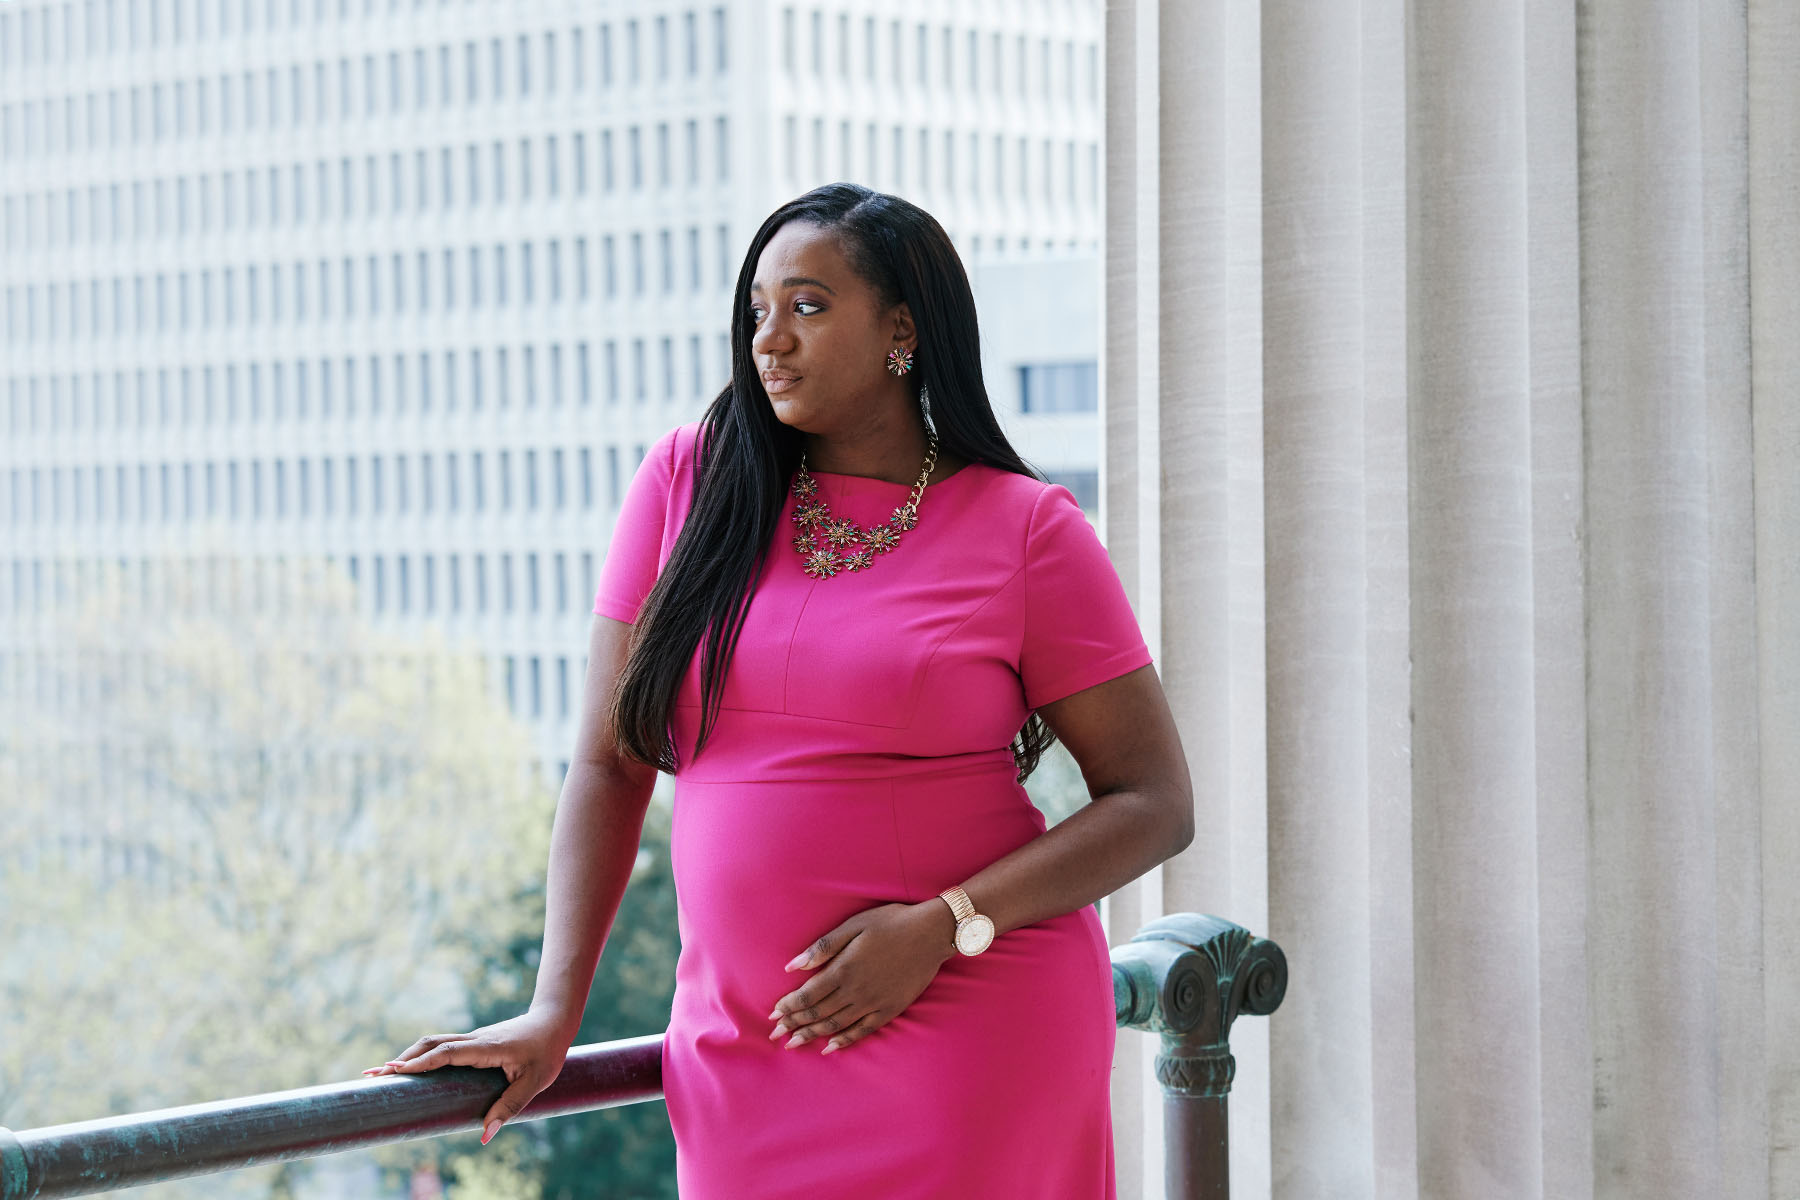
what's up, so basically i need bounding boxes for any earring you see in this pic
[886,347,915,375]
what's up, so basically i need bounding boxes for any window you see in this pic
[1045,470,1098,513]
[1018,362,1098,413]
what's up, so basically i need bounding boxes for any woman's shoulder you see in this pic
[960,461,1081,522]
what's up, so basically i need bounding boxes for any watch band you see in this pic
[938,885,976,923]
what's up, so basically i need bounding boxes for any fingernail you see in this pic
[821,1041,839,1055]
[784,1035,803,1049]
[784,955,806,971]
[482,1120,500,1145]
[767,1009,780,1021]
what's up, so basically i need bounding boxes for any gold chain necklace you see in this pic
[789,433,941,579]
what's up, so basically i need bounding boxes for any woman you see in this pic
[367,184,1194,1197]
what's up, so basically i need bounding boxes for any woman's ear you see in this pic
[890,302,917,353]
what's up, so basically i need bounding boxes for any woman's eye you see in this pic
[749,300,821,321]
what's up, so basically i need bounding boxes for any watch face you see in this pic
[956,915,996,956]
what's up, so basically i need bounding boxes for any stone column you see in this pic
[1750,2,1800,1196]
[1581,2,1727,1192]
[1260,4,1381,1194]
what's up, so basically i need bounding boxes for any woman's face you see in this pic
[748,220,916,440]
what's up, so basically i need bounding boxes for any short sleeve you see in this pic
[1019,484,1155,709]
[592,427,680,623]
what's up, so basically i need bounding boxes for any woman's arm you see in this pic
[527,615,662,1038]
[369,614,659,1140]
[927,660,1194,939]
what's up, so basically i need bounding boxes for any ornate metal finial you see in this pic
[1111,913,1288,1099]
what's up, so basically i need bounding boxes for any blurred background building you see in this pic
[1,0,1103,789]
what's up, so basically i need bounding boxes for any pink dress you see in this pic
[592,420,1153,1199]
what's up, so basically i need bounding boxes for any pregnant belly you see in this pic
[667,765,1049,1015]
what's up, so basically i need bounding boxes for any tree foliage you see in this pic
[0,557,562,1198]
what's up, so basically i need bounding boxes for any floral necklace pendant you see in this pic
[790,434,940,579]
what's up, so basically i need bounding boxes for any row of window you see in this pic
[4,553,602,678]
[3,5,1096,117]
[780,10,1098,109]
[4,106,734,211]
[2,4,730,93]
[4,119,1093,255]
[5,442,649,526]
[7,235,740,344]
[3,632,587,736]
[7,343,725,439]
[18,351,713,440]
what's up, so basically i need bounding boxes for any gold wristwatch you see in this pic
[938,885,996,956]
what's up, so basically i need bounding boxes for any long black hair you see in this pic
[608,183,1059,783]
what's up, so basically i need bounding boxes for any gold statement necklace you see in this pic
[789,432,941,580]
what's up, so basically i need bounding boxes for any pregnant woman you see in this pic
[368,183,1194,1198]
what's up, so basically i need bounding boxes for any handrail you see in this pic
[1,914,1284,1200]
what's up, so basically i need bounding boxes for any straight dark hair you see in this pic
[608,183,1059,783]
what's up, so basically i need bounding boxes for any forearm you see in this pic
[940,789,1192,945]
[527,758,657,1038]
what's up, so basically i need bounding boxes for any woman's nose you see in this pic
[752,311,793,355]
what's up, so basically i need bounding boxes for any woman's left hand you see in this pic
[769,901,956,1054]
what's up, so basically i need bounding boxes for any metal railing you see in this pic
[1,913,1284,1200]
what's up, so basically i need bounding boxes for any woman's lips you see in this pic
[764,375,802,393]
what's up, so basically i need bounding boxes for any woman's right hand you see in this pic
[361,1009,577,1145]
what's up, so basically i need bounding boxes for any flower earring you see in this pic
[886,347,915,375]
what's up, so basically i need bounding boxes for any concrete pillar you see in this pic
[1750,2,1800,1196]
[1102,4,1162,1195]
[1100,2,1792,1196]
[1406,2,1546,1194]
[1259,4,1377,1194]
[1580,2,1723,1192]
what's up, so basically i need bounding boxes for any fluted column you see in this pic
[1581,2,1725,1192]
[1260,4,1391,1194]
[1151,2,1274,1195]
[1103,4,1163,1195]
[1103,3,1793,1197]
[1750,3,1800,1197]
[1406,3,1565,1195]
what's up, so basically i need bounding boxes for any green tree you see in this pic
[0,556,558,1199]
[459,796,680,1200]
